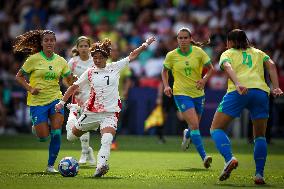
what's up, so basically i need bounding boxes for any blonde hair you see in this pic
[13,30,56,56]
[71,36,91,57]
[90,38,112,58]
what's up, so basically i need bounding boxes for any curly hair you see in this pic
[90,38,112,58]
[13,30,56,56]
[178,27,210,47]
[71,36,92,57]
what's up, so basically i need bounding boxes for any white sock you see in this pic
[80,132,90,153]
[97,133,113,168]
[66,111,79,141]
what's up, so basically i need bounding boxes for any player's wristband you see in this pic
[142,42,149,48]
[59,100,66,106]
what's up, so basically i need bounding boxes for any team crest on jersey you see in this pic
[49,66,53,70]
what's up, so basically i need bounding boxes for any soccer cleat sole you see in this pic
[94,165,109,177]
[203,156,212,169]
[254,178,266,185]
[219,159,238,181]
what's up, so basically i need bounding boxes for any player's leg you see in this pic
[79,132,94,164]
[94,114,117,177]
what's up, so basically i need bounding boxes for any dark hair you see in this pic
[13,30,56,56]
[227,29,251,49]
[178,27,210,47]
[71,36,91,57]
[90,38,112,58]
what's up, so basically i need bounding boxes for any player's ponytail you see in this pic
[227,29,251,49]
[178,27,210,47]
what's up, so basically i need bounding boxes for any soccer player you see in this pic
[55,36,156,177]
[161,27,214,168]
[67,36,95,165]
[14,30,73,173]
[210,29,283,184]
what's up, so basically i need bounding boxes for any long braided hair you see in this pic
[13,30,56,56]
[178,27,210,47]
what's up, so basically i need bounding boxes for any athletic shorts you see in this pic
[174,95,205,115]
[75,111,119,132]
[30,99,64,126]
[217,88,269,119]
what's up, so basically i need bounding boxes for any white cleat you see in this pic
[46,165,58,173]
[79,152,88,164]
[94,164,109,177]
[219,157,238,181]
[181,129,191,151]
[88,147,96,166]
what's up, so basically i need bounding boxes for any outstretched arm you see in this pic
[128,36,155,62]
[264,59,283,97]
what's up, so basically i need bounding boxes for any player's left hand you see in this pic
[272,87,283,97]
[145,36,156,46]
[55,103,63,112]
[196,79,206,90]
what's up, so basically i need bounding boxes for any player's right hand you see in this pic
[164,86,172,97]
[55,103,63,112]
[272,87,283,97]
[236,84,248,95]
[30,88,40,95]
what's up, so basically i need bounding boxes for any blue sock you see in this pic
[185,128,191,139]
[210,129,233,163]
[254,137,267,177]
[190,130,206,160]
[48,129,61,166]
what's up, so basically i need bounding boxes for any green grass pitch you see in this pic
[0,134,283,189]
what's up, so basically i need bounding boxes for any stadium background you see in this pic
[0,0,284,139]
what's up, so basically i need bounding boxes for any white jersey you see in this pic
[74,57,130,113]
[68,55,93,105]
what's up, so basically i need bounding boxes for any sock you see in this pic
[97,133,113,168]
[190,130,206,160]
[66,111,79,141]
[80,132,90,153]
[48,129,61,166]
[254,137,267,177]
[185,127,191,139]
[211,129,233,163]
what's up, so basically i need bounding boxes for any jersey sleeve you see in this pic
[219,51,232,71]
[163,52,173,70]
[201,49,211,66]
[61,59,71,78]
[21,56,34,75]
[111,57,130,71]
[259,50,270,63]
[73,68,89,89]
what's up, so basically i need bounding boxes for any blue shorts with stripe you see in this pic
[174,95,205,115]
[30,99,64,126]
[217,89,269,119]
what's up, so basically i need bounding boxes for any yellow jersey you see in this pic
[163,45,211,97]
[219,47,270,93]
[21,51,71,106]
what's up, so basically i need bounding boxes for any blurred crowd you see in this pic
[0,0,283,136]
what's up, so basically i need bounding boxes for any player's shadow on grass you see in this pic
[79,165,96,170]
[84,176,123,180]
[19,172,60,176]
[169,168,210,172]
[215,183,275,188]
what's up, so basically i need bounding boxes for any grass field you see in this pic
[0,134,283,189]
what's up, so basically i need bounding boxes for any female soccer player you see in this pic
[55,36,156,177]
[67,36,95,165]
[210,29,283,184]
[14,30,73,173]
[161,27,214,168]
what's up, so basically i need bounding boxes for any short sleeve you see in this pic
[259,50,270,63]
[201,49,211,66]
[163,52,173,70]
[73,68,89,89]
[61,59,71,78]
[219,51,232,71]
[111,57,130,71]
[21,56,34,75]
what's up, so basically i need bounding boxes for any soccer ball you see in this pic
[58,157,79,177]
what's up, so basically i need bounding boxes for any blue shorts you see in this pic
[174,95,205,115]
[30,99,64,126]
[217,89,269,120]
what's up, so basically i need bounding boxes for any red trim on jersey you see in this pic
[71,60,79,72]
[115,99,122,119]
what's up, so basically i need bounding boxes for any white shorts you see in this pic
[75,111,118,132]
